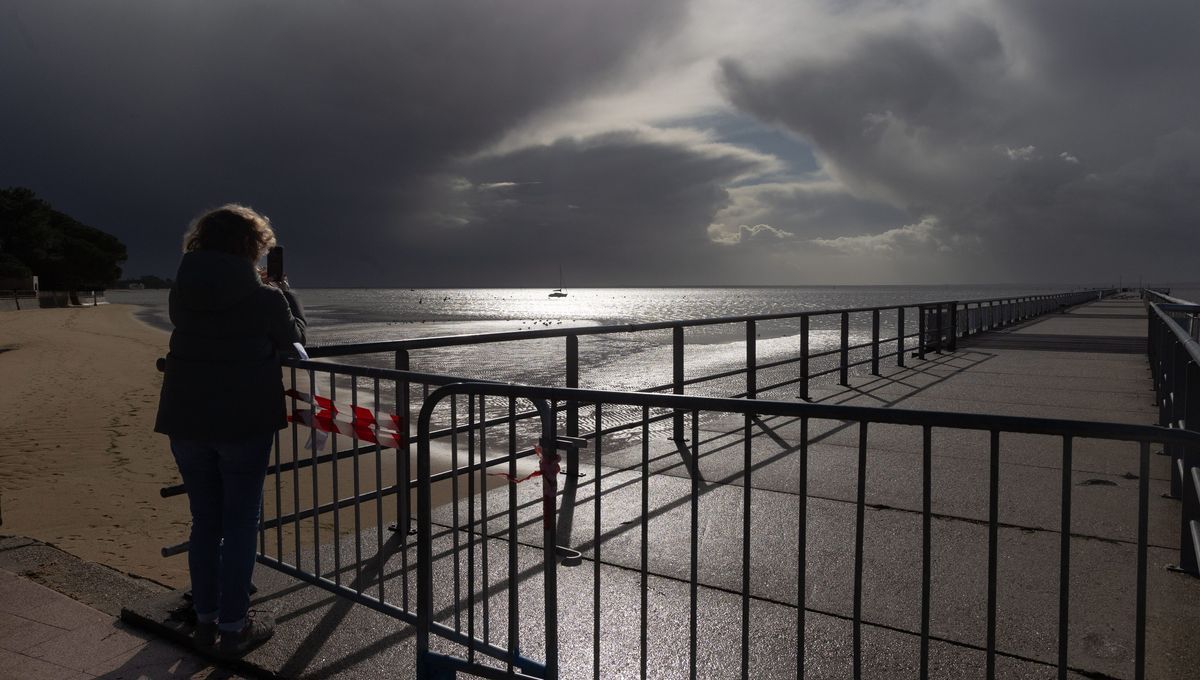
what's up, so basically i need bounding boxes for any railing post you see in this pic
[1182,360,1200,576]
[746,320,757,399]
[673,325,685,441]
[800,314,810,400]
[840,312,850,385]
[871,310,880,375]
[1169,341,1185,499]
[949,303,958,351]
[897,307,906,368]
[931,305,940,354]
[396,349,411,536]
[917,305,927,360]
[566,334,580,479]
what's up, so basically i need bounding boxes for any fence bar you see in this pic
[640,407,650,680]
[291,369,301,569]
[920,425,932,680]
[593,404,603,680]
[309,368,322,578]
[396,350,412,610]
[540,400,559,680]
[746,320,757,399]
[478,396,490,645]
[840,312,850,386]
[674,326,685,441]
[330,378,341,587]
[800,315,810,400]
[918,306,927,359]
[351,380,363,592]
[1058,437,1073,679]
[949,303,958,351]
[1185,359,1200,575]
[897,307,906,368]
[690,410,700,680]
[852,421,868,680]
[871,310,880,375]
[450,397,461,631]
[987,430,1000,680]
[374,378,385,602]
[467,395,477,660]
[507,397,520,675]
[741,411,753,679]
[567,335,580,483]
[797,417,809,680]
[931,305,940,354]
[1135,441,1150,680]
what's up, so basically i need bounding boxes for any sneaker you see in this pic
[193,621,218,651]
[217,611,275,657]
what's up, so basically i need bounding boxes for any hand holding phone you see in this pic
[267,246,284,282]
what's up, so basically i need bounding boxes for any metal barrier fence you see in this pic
[154,287,1167,679]
[1145,290,1200,576]
[1,289,37,310]
[159,358,478,623]
[411,381,1195,680]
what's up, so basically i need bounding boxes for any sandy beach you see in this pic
[0,304,190,586]
[0,303,528,590]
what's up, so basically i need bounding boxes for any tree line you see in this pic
[0,187,127,290]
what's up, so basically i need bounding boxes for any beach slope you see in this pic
[0,305,189,586]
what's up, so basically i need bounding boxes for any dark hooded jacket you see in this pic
[154,250,307,440]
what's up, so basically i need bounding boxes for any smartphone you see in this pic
[266,246,284,282]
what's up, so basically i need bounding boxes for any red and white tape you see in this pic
[488,444,560,484]
[285,388,405,449]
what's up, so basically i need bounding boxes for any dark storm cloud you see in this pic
[396,129,776,286]
[0,0,688,283]
[719,0,1200,282]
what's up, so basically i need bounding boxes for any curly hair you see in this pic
[182,204,276,261]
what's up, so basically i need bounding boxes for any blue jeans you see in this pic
[171,433,273,632]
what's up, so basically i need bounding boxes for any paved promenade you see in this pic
[119,296,1200,678]
[0,536,245,679]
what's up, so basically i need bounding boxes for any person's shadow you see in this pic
[91,630,244,680]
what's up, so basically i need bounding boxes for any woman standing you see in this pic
[155,204,306,656]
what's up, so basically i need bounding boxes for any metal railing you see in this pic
[153,286,1177,679]
[306,290,1110,407]
[1145,290,1200,576]
[409,381,1194,680]
[1,289,37,310]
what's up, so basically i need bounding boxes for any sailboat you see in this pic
[548,265,568,298]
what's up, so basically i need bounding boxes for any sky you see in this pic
[2,0,1197,287]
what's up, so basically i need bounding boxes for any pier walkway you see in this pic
[123,295,1200,679]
